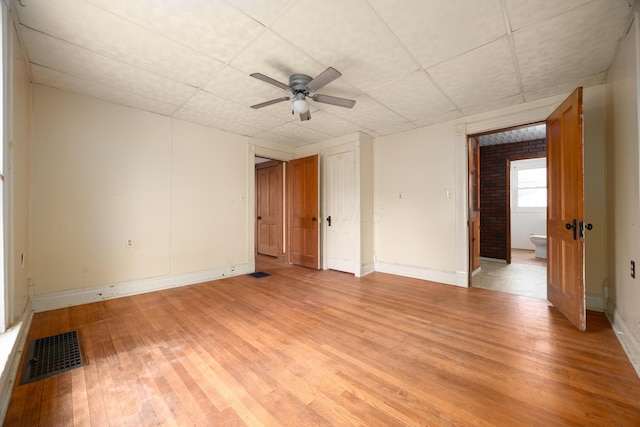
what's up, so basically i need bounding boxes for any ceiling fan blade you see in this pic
[249,73,290,91]
[311,94,356,108]
[306,67,342,92]
[300,111,311,121]
[250,97,290,109]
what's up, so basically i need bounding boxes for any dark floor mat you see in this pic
[20,330,87,385]
[248,271,271,278]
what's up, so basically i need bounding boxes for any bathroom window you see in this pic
[511,158,546,211]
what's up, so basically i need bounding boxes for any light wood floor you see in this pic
[5,256,640,426]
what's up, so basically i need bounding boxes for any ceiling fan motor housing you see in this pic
[289,74,312,95]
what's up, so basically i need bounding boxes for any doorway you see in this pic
[469,123,548,299]
[254,154,320,270]
[255,157,284,258]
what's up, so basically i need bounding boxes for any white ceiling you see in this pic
[478,124,547,146]
[12,0,634,147]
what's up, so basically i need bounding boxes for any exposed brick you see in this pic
[479,139,545,260]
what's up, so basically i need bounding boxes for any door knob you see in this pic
[257,216,262,220]
[565,219,577,240]
[327,215,332,226]
[579,221,593,240]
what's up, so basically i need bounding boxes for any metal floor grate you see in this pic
[20,330,87,385]
[248,271,270,278]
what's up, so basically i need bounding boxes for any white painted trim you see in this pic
[357,262,375,278]
[456,270,469,287]
[374,262,461,287]
[480,257,508,263]
[463,94,566,135]
[34,264,252,312]
[248,144,256,272]
[0,300,33,424]
[607,308,640,377]
[252,139,295,162]
[585,292,605,312]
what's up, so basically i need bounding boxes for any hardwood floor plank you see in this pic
[5,257,640,426]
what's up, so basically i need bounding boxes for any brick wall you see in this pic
[479,139,546,260]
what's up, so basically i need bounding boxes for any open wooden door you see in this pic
[469,136,481,278]
[546,87,585,331]
[288,155,319,269]
[256,160,283,257]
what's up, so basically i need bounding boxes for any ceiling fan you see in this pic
[249,67,356,121]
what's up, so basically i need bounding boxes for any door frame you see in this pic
[248,146,294,271]
[459,93,571,286]
[255,159,284,258]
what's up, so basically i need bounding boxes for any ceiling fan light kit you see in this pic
[292,92,310,114]
[250,67,356,121]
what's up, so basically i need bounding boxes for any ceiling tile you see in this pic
[252,131,301,147]
[505,0,589,31]
[267,122,332,145]
[367,71,457,121]
[271,0,418,90]
[31,65,178,116]
[174,107,264,137]
[514,0,631,93]
[225,0,293,26]
[321,95,409,131]
[428,37,520,108]
[523,72,606,103]
[374,121,418,136]
[20,27,198,106]
[230,30,325,84]
[478,124,546,146]
[202,65,289,108]
[367,0,506,68]
[182,91,287,132]
[17,0,223,86]
[460,94,523,116]
[85,0,264,63]
[413,110,465,128]
[13,0,634,145]
[296,110,367,137]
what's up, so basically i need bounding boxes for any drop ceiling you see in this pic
[11,0,634,147]
[478,124,547,146]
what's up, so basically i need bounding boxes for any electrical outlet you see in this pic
[126,239,134,248]
[631,260,636,279]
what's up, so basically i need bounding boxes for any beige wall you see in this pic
[374,121,457,273]
[359,133,375,269]
[583,85,608,296]
[372,87,608,295]
[170,119,249,274]
[9,23,31,322]
[29,86,250,296]
[606,16,640,340]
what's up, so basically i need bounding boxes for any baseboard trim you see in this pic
[0,302,34,424]
[357,263,375,278]
[374,262,460,287]
[586,293,605,312]
[607,308,640,377]
[480,257,507,264]
[34,263,252,312]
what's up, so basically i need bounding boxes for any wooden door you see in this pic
[326,150,355,273]
[288,155,319,269]
[469,136,481,276]
[546,87,585,331]
[256,160,283,257]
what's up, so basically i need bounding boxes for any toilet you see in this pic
[529,234,547,259]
